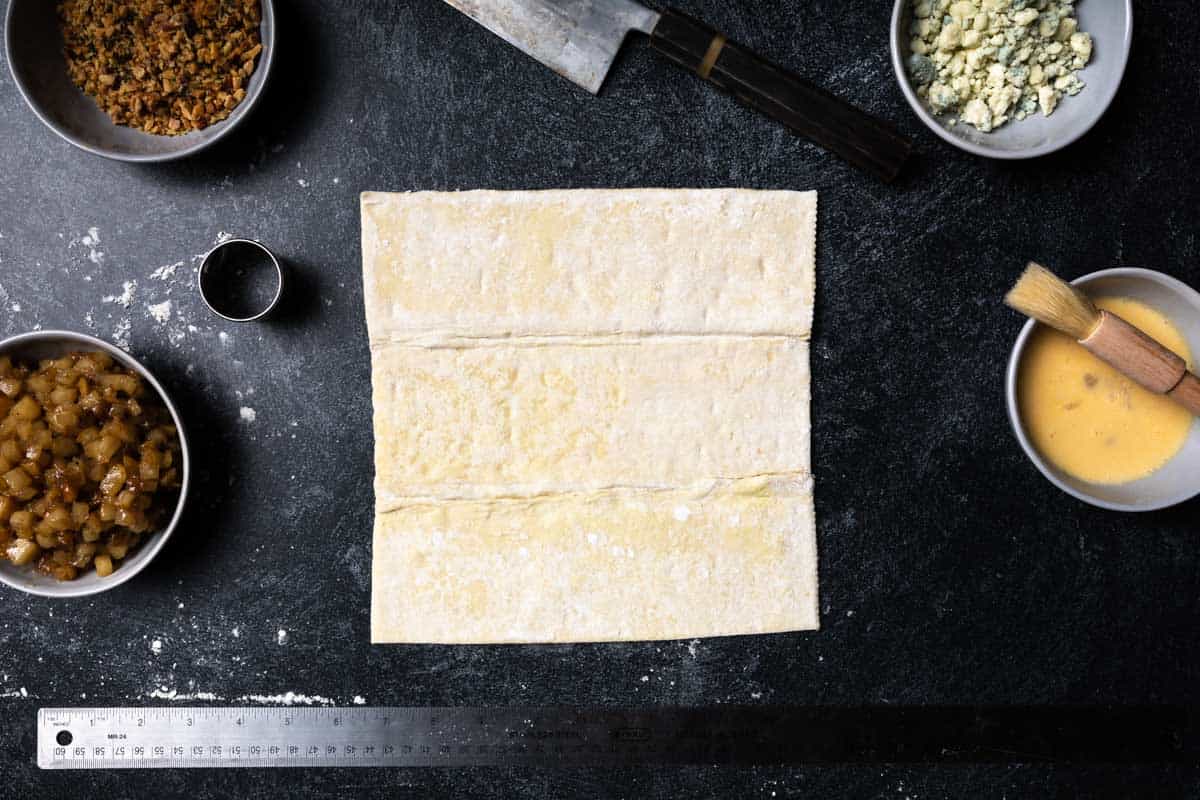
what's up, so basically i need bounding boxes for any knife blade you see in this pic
[442,0,660,94]
[441,1,913,181]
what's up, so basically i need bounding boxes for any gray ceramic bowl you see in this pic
[1007,269,1200,511]
[890,0,1132,158]
[0,331,190,597]
[5,0,275,162]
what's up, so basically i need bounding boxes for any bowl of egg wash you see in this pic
[1007,268,1200,511]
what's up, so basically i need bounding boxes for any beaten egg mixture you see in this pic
[1019,296,1194,484]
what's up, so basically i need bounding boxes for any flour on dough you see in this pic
[371,478,816,644]
[362,188,818,643]
[361,188,816,340]
[372,337,811,505]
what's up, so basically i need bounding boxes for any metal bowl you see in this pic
[0,331,190,597]
[890,0,1132,159]
[1006,269,1200,511]
[4,0,275,162]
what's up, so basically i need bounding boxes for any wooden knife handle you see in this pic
[1081,310,1200,416]
[648,8,913,182]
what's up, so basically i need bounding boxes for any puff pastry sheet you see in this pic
[362,189,818,643]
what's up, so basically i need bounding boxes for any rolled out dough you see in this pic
[371,337,811,506]
[362,188,818,643]
[371,478,816,644]
[361,189,816,339]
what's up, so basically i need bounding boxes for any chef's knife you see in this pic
[442,0,913,182]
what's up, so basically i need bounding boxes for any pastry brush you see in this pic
[1005,262,1200,416]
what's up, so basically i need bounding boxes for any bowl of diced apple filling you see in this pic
[0,331,189,597]
[891,0,1132,158]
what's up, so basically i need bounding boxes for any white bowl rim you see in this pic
[0,330,191,597]
[1005,268,1200,512]
[889,0,1134,159]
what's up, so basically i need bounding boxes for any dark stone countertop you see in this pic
[0,0,1197,796]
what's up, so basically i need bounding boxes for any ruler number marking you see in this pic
[41,707,538,768]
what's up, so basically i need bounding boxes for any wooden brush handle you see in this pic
[1081,310,1200,416]
[1169,372,1200,415]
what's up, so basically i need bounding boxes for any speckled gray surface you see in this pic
[0,0,1198,797]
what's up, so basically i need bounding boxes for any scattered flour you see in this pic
[238,692,335,706]
[148,300,172,324]
[112,318,132,349]
[79,226,105,266]
[103,280,137,308]
[240,407,258,423]
[188,232,239,270]
[147,687,219,701]
[149,261,182,281]
[0,281,20,314]
[141,688,363,706]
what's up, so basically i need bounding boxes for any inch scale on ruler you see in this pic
[37,705,1198,769]
[39,706,773,769]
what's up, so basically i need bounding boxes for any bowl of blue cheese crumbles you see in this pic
[890,0,1132,158]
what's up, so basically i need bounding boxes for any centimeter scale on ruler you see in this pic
[36,705,1199,768]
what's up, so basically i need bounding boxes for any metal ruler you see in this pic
[37,706,1199,769]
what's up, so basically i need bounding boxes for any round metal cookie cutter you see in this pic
[198,238,286,322]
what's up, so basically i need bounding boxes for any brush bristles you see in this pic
[1004,262,1100,340]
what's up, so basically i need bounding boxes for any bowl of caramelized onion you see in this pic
[0,331,189,597]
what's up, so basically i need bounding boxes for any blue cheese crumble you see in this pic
[906,0,1093,132]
